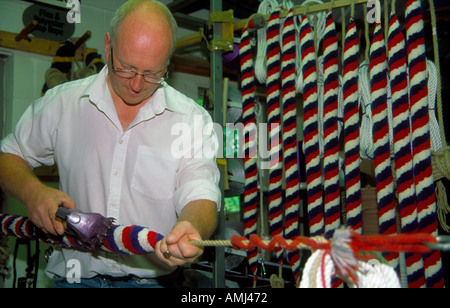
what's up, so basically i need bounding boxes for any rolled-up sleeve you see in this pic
[0,95,56,168]
[173,107,222,215]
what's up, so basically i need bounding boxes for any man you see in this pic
[0,0,221,287]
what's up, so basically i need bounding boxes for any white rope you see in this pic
[299,250,334,288]
[295,0,326,94]
[301,0,327,44]
[316,55,345,160]
[359,58,442,161]
[359,62,375,160]
[299,250,401,288]
[294,9,303,94]
[255,0,280,84]
[359,57,394,160]
[352,260,401,288]
[282,0,294,10]
[427,59,444,153]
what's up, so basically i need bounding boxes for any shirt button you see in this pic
[119,140,123,144]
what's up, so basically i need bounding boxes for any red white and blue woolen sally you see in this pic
[405,0,444,288]
[239,23,260,284]
[300,15,324,237]
[281,8,301,286]
[369,22,399,273]
[342,18,362,234]
[0,214,163,255]
[322,9,342,289]
[266,7,284,268]
[322,10,340,239]
[388,11,426,288]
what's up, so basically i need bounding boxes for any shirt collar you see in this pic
[82,67,187,116]
[81,66,108,105]
[151,82,187,115]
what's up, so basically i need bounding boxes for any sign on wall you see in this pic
[22,4,75,42]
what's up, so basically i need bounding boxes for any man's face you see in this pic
[105,41,167,106]
[104,10,172,107]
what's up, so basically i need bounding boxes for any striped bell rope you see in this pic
[342,18,362,234]
[369,22,399,273]
[322,9,343,289]
[387,11,426,288]
[0,214,162,255]
[281,8,301,287]
[300,14,324,237]
[405,0,444,288]
[322,10,341,239]
[266,7,284,269]
[239,24,260,285]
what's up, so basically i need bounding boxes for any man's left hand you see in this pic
[155,220,204,266]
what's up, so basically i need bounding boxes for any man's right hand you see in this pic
[23,183,76,236]
[0,153,76,236]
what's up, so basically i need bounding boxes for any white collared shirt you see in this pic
[0,66,221,278]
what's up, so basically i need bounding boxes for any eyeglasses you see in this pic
[109,48,167,84]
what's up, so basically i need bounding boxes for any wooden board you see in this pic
[0,30,60,56]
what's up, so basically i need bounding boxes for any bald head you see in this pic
[109,0,177,56]
[104,0,178,106]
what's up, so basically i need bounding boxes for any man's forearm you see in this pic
[178,199,218,240]
[0,152,43,204]
[0,152,75,235]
